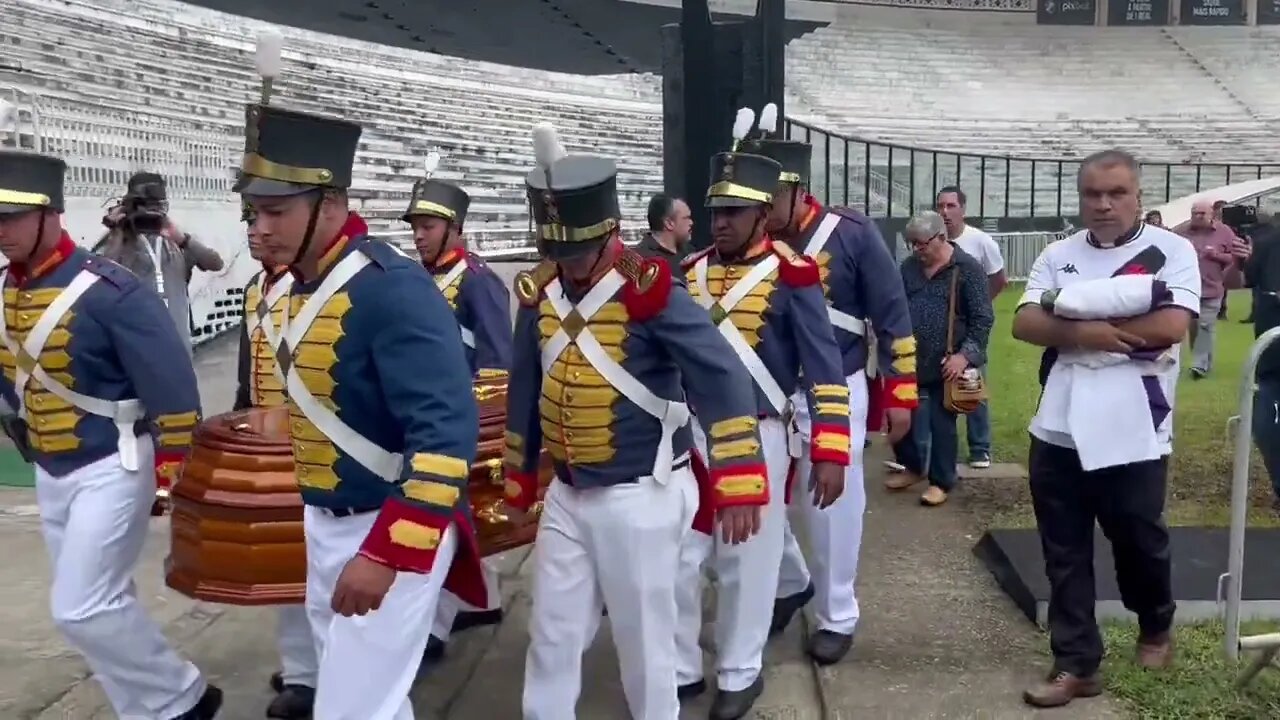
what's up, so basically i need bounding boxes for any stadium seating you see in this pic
[0,0,666,246]
[785,22,1280,165]
[4,0,1280,227]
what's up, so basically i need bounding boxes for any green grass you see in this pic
[971,285,1280,719]
[1102,621,1280,720]
[969,285,1277,530]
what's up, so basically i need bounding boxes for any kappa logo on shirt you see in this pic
[1059,263,1079,275]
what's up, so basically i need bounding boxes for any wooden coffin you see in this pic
[165,379,553,605]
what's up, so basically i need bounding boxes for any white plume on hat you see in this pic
[424,151,441,178]
[732,107,755,144]
[758,102,778,135]
[255,29,284,79]
[532,122,567,170]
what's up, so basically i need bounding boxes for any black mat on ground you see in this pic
[974,527,1280,624]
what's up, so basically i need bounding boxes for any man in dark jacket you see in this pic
[636,193,692,273]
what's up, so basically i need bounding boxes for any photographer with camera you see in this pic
[94,172,224,354]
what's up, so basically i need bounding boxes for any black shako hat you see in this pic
[403,179,471,226]
[526,155,621,260]
[0,150,65,215]
[741,138,812,186]
[234,103,362,197]
[705,152,782,208]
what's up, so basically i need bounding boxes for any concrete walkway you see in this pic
[0,333,1125,719]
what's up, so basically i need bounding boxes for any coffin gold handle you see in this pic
[477,499,508,524]
[476,498,545,526]
[485,458,503,486]
[473,382,510,402]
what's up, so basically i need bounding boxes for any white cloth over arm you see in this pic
[1050,275,1168,320]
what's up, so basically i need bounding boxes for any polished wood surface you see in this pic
[165,381,553,606]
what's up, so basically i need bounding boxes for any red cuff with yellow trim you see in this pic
[711,464,769,508]
[504,468,539,512]
[154,449,186,492]
[810,423,851,466]
[359,497,448,574]
[883,376,920,411]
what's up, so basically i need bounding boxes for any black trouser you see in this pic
[1027,437,1176,676]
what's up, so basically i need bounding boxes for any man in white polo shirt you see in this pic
[937,186,1005,468]
[1012,149,1198,709]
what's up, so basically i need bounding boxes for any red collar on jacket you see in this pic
[296,212,369,280]
[8,231,76,285]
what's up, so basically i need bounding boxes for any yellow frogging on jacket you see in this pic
[286,292,352,492]
[685,264,777,347]
[1,287,82,453]
[536,299,630,465]
[707,415,762,463]
[245,280,289,409]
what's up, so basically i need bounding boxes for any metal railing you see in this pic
[1224,326,1280,679]
[785,118,1280,219]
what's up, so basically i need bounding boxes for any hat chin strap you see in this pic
[290,193,324,268]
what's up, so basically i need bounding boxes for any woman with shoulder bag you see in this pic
[885,212,994,506]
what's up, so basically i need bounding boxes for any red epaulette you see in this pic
[769,239,821,287]
[615,249,671,322]
[513,260,557,308]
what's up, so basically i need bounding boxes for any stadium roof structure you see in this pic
[181,0,823,74]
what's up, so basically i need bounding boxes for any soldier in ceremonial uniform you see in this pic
[236,81,484,718]
[504,123,768,719]
[401,158,513,660]
[676,124,852,719]
[741,110,919,665]
[0,149,220,719]
[232,199,316,719]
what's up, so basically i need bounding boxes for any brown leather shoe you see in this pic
[885,472,923,491]
[1022,670,1103,708]
[1136,631,1174,669]
[920,485,948,506]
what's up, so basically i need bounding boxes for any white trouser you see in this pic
[777,371,870,635]
[523,466,697,720]
[676,417,790,692]
[277,604,318,687]
[304,505,456,720]
[430,559,502,642]
[36,446,207,720]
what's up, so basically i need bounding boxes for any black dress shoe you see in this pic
[709,677,763,720]
[807,629,853,665]
[268,671,284,694]
[451,608,503,634]
[266,684,315,719]
[170,685,222,720]
[769,582,815,636]
[678,679,706,700]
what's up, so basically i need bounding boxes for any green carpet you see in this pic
[0,447,32,487]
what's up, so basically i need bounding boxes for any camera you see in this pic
[1220,204,1258,237]
[122,179,168,235]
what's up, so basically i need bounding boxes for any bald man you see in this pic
[1176,199,1240,378]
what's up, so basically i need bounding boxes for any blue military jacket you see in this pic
[0,237,201,477]
[280,217,483,602]
[428,248,512,378]
[684,239,852,465]
[503,249,771,510]
[791,203,919,410]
